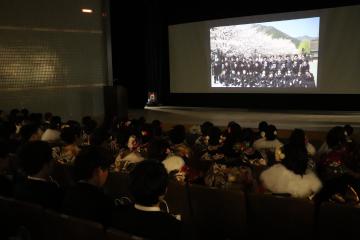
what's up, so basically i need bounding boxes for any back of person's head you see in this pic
[169,125,186,145]
[208,126,221,146]
[29,113,42,125]
[18,141,52,176]
[89,128,109,146]
[20,108,29,118]
[83,118,98,135]
[326,126,346,150]
[44,112,53,122]
[289,129,306,147]
[140,123,153,144]
[147,138,170,162]
[61,126,80,145]
[20,123,41,142]
[241,128,255,144]
[73,146,113,185]
[129,160,168,206]
[200,121,214,136]
[50,116,62,130]
[265,125,277,141]
[258,121,268,135]
[282,142,308,175]
[227,121,242,142]
[344,124,354,137]
[0,139,9,160]
[0,121,16,141]
[151,120,162,137]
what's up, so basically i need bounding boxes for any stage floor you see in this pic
[128,106,360,131]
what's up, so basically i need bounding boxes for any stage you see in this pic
[128,106,360,132]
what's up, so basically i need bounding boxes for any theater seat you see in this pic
[46,211,105,240]
[164,181,192,222]
[106,228,145,240]
[316,202,360,240]
[246,193,315,240]
[0,197,48,240]
[189,185,247,239]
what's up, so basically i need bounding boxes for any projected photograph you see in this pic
[210,17,320,88]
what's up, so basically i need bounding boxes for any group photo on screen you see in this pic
[210,17,319,88]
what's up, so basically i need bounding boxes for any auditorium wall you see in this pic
[0,0,111,121]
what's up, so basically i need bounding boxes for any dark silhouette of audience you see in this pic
[111,160,182,240]
[13,141,63,210]
[62,146,113,226]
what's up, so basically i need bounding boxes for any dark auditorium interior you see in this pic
[1,0,360,240]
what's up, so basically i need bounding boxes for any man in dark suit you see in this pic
[62,146,114,226]
[13,141,63,210]
[111,161,181,240]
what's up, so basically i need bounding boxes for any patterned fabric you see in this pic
[204,163,254,189]
[52,145,79,165]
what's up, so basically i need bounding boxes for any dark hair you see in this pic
[147,138,169,161]
[200,121,213,136]
[19,124,40,142]
[151,120,162,137]
[208,126,221,146]
[50,116,62,130]
[265,125,277,141]
[90,128,109,146]
[44,112,53,121]
[241,128,255,144]
[344,124,354,137]
[61,127,80,144]
[140,124,153,144]
[326,126,346,149]
[129,161,168,206]
[258,121,268,133]
[289,129,306,147]
[21,108,29,116]
[169,125,186,145]
[0,139,9,159]
[83,118,98,135]
[18,141,52,176]
[282,142,308,175]
[73,146,113,181]
[227,121,242,143]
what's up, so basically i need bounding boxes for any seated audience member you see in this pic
[41,112,53,131]
[62,146,113,225]
[151,120,163,138]
[253,124,283,164]
[169,125,186,146]
[115,135,144,172]
[13,141,63,209]
[0,140,13,197]
[162,143,193,182]
[221,121,242,158]
[344,124,354,143]
[255,121,268,140]
[111,161,181,240]
[260,129,322,198]
[19,123,43,143]
[147,138,170,162]
[201,126,225,161]
[194,121,214,153]
[316,127,360,204]
[52,126,81,164]
[41,116,62,143]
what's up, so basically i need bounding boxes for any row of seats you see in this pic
[0,196,143,240]
[104,172,360,240]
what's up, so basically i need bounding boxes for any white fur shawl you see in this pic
[260,164,322,198]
